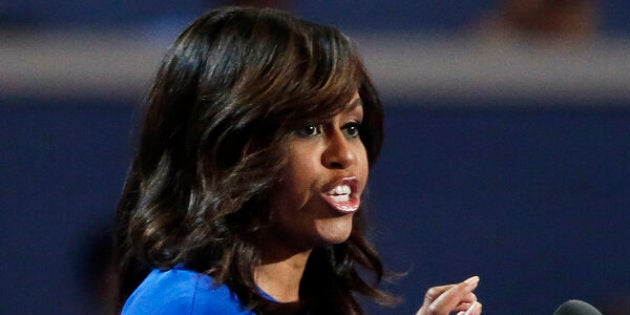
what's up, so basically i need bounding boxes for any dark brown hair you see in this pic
[115,6,392,314]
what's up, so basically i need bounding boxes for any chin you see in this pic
[326,234,352,245]
[315,215,354,245]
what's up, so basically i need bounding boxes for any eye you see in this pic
[342,121,361,138]
[296,123,322,137]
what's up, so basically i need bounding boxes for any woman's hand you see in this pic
[415,276,482,315]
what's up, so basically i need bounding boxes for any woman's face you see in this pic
[267,94,369,252]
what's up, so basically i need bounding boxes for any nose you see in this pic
[321,131,356,169]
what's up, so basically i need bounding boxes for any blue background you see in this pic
[3,98,629,314]
[1,1,630,314]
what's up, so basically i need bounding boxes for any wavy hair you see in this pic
[115,6,393,314]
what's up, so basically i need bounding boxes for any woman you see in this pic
[115,6,482,315]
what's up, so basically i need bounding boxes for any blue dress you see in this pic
[122,267,268,314]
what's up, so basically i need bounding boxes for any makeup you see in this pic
[320,177,360,213]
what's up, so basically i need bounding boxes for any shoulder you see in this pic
[122,267,256,315]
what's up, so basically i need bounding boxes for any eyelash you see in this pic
[297,123,322,137]
[296,121,362,138]
[342,121,361,138]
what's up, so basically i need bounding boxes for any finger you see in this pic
[452,302,473,313]
[456,302,483,315]
[448,292,479,313]
[422,284,455,307]
[416,276,480,315]
[465,301,483,315]
[474,302,483,315]
[430,276,479,312]
[417,284,455,315]
[454,292,477,304]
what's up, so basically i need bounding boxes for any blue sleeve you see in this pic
[122,268,257,315]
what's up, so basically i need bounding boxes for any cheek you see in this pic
[283,146,321,191]
[269,152,318,215]
[357,144,370,184]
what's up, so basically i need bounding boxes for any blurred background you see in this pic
[1,0,629,314]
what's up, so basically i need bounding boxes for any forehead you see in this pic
[344,94,364,114]
[347,92,361,107]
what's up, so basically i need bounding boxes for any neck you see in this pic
[255,249,311,303]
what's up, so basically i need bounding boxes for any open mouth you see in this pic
[320,177,360,213]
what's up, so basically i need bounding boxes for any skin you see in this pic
[254,94,483,313]
[268,97,367,250]
[256,94,367,302]
[416,276,483,315]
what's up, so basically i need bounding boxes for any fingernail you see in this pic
[464,276,480,288]
[464,301,477,315]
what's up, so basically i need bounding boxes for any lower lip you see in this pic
[320,194,360,213]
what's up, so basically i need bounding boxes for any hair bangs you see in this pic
[284,24,362,123]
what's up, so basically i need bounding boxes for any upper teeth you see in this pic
[330,185,351,195]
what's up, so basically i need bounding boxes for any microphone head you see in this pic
[553,300,602,315]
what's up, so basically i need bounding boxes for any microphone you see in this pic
[552,300,602,315]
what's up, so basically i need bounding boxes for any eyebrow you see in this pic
[347,96,363,110]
